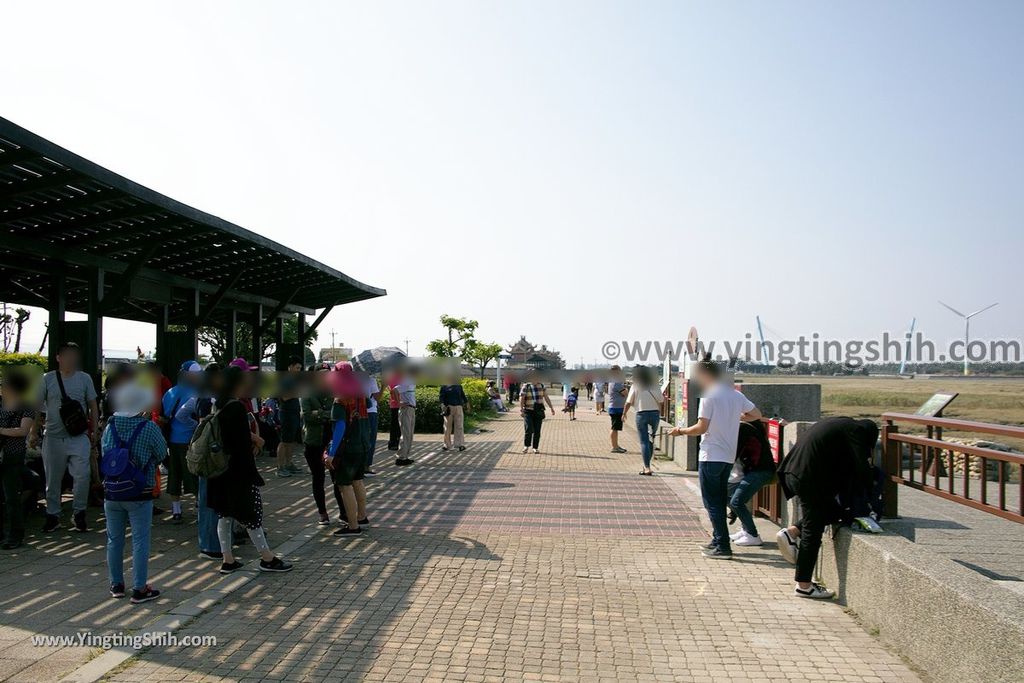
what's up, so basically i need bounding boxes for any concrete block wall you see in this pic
[820,526,1024,683]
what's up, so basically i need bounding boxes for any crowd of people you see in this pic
[0,345,884,605]
[505,359,884,600]
[0,343,426,604]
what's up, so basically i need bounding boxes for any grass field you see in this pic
[740,374,1024,449]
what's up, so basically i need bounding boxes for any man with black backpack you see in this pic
[30,342,100,533]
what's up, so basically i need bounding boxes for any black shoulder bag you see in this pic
[55,372,89,437]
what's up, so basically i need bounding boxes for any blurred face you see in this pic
[57,347,81,372]
[695,365,717,390]
[234,373,253,399]
[288,362,302,372]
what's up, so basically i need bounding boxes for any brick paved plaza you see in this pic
[0,401,922,682]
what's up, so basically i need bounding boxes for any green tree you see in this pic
[426,314,479,358]
[463,339,503,378]
[199,318,318,366]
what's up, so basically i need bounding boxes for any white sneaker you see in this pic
[532,448,539,454]
[729,530,745,541]
[734,531,763,547]
[776,529,799,564]
[521,447,529,453]
[795,583,834,600]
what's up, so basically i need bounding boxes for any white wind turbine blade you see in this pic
[938,301,966,318]
[967,302,999,319]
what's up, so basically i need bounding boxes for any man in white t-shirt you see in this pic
[668,358,760,559]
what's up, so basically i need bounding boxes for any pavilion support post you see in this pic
[155,305,169,374]
[225,309,237,362]
[273,316,289,370]
[251,304,263,367]
[296,313,307,366]
[84,268,105,391]
[47,270,67,371]
[185,288,200,360]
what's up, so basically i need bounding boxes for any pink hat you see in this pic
[228,357,256,371]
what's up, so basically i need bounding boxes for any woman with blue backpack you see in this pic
[100,377,166,604]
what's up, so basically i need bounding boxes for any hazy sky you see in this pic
[5,1,1023,364]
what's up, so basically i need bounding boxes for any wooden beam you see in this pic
[0,171,101,204]
[8,235,316,315]
[254,287,301,338]
[0,148,43,170]
[100,243,160,315]
[307,305,335,334]
[195,269,243,327]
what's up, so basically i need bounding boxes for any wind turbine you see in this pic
[938,301,998,376]
[898,317,916,376]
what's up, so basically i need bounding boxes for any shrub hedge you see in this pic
[0,352,47,373]
[376,378,496,434]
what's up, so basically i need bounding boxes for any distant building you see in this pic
[506,336,564,370]
[319,346,353,364]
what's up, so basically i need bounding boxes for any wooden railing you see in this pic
[881,412,1024,524]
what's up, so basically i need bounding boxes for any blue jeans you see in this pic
[698,461,732,553]
[366,412,379,467]
[727,469,774,538]
[105,499,153,591]
[197,477,220,554]
[635,410,660,468]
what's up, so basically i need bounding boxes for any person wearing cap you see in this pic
[161,361,202,523]
[103,378,167,603]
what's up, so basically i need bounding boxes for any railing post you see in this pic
[882,423,900,518]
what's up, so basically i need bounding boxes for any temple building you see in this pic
[506,336,564,370]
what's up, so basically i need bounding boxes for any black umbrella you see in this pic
[351,346,406,375]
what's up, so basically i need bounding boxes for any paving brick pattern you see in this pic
[106,401,920,682]
[0,399,922,681]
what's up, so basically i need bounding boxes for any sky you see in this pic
[4,1,1023,365]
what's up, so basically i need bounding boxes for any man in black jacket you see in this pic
[775,417,878,599]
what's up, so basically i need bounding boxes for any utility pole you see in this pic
[403,338,410,356]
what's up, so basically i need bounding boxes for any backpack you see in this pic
[100,421,153,501]
[185,400,236,479]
